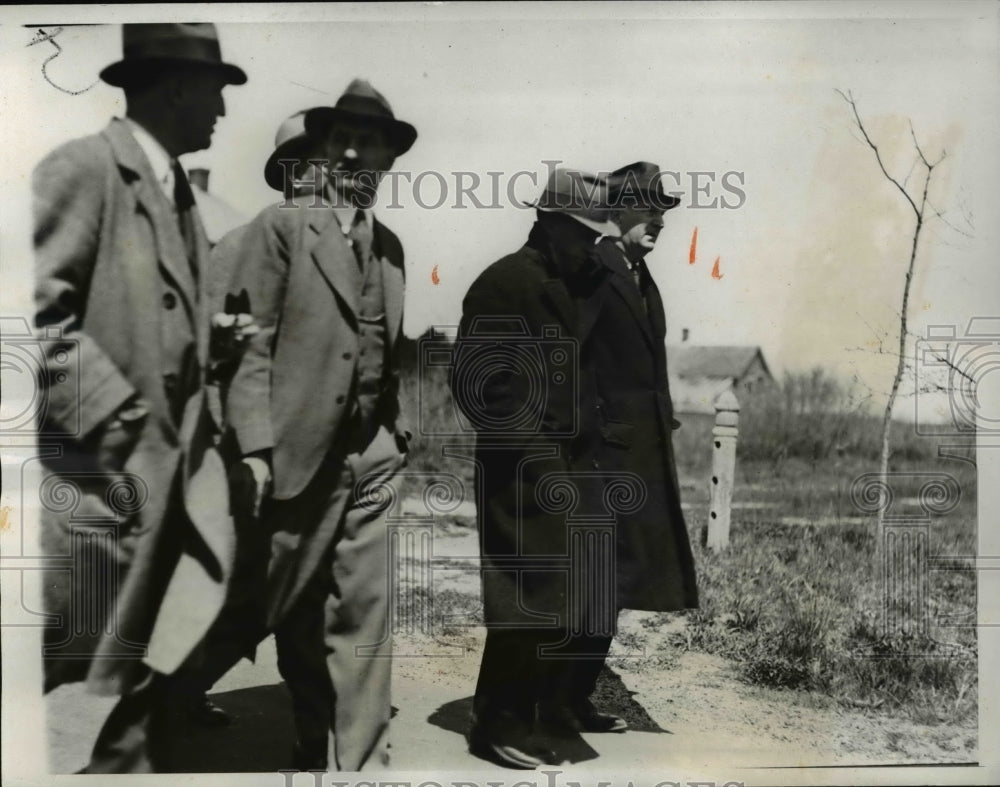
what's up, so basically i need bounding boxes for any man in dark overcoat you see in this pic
[32,23,245,772]
[223,79,416,771]
[453,165,698,769]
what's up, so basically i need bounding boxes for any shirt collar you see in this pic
[331,202,373,235]
[124,118,174,189]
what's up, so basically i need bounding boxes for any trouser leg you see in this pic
[323,448,400,771]
[274,564,336,747]
[474,628,547,726]
[84,669,169,773]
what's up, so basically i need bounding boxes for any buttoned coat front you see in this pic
[33,118,235,695]
[224,195,408,626]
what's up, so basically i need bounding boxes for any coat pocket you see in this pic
[599,419,635,449]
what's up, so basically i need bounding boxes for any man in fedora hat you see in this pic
[223,78,416,770]
[32,22,245,772]
[538,160,697,734]
[452,167,621,769]
[452,164,698,768]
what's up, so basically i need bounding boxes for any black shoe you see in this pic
[179,695,233,727]
[538,700,627,733]
[292,738,328,771]
[468,712,553,769]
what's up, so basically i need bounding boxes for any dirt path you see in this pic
[45,524,976,773]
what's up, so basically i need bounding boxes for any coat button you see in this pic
[336,394,345,404]
[592,459,600,469]
[162,291,177,309]
[343,351,353,360]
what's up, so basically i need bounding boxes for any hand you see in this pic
[210,311,260,364]
[241,455,272,518]
[92,399,148,471]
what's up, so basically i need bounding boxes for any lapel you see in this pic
[307,206,363,320]
[103,119,199,317]
[594,240,654,348]
[644,272,667,344]
[373,217,404,351]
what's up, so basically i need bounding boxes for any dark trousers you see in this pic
[473,626,614,727]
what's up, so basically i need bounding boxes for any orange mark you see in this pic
[431,264,440,285]
[0,506,10,532]
[711,256,723,280]
[689,227,698,264]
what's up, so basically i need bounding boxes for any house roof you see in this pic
[667,345,772,381]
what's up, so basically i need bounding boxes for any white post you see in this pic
[707,389,740,551]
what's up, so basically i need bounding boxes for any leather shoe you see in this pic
[538,699,627,733]
[292,738,329,771]
[182,695,232,727]
[468,713,553,769]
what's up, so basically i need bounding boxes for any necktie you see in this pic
[348,209,373,271]
[171,159,199,283]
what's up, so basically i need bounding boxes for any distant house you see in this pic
[188,168,248,246]
[667,339,773,414]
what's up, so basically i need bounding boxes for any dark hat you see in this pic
[263,109,321,192]
[100,23,247,88]
[524,168,617,236]
[606,161,680,211]
[304,78,417,156]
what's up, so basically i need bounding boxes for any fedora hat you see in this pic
[100,23,247,88]
[263,109,324,192]
[606,161,680,211]
[304,78,417,156]
[524,168,617,235]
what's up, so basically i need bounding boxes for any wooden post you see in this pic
[707,389,740,551]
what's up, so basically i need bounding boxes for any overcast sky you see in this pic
[2,3,998,423]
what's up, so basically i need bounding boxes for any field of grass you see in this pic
[397,352,979,731]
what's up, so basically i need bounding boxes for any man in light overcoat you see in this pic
[32,23,246,772]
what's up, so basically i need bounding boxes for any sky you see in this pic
[2,2,999,424]
[0,5,998,780]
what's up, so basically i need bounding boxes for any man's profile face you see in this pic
[173,70,228,154]
[323,118,396,205]
[615,201,667,261]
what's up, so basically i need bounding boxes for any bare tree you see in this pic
[836,89,947,537]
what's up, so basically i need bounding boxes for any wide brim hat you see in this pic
[304,78,417,156]
[100,23,247,88]
[263,109,321,192]
[606,161,681,211]
[522,168,619,235]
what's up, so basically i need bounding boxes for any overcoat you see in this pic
[453,212,697,629]
[224,194,409,627]
[33,118,235,695]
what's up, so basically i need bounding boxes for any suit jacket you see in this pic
[33,118,235,694]
[453,212,697,628]
[225,194,408,501]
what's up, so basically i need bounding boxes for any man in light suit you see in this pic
[32,23,245,772]
[224,78,416,771]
